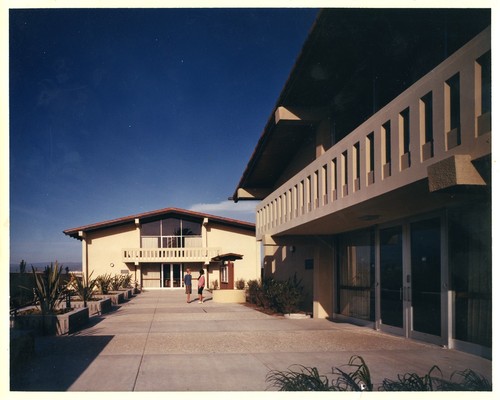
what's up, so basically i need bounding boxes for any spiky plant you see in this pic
[31,262,66,314]
[381,365,442,391]
[266,365,333,391]
[69,271,98,307]
[331,355,373,391]
[96,273,112,294]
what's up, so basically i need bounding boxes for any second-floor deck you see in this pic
[122,247,221,263]
[122,235,221,263]
[256,27,491,240]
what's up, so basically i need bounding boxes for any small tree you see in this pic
[19,260,27,274]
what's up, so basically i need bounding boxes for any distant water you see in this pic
[9,262,82,273]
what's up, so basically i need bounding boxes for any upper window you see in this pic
[141,217,201,237]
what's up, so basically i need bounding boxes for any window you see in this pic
[221,264,228,284]
[337,229,375,321]
[141,217,202,248]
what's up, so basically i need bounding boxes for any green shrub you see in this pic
[247,274,304,314]
[235,278,245,290]
[246,279,261,303]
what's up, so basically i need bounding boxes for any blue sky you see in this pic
[7,7,319,265]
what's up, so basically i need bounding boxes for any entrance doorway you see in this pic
[379,217,443,344]
[162,264,183,288]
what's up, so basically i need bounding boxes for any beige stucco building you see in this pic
[232,9,491,358]
[64,207,260,290]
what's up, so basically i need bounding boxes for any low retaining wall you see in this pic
[70,297,112,315]
[212,289,246,303]
[102,291,125,305]
[13,307,90,335]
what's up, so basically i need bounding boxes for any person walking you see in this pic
[198,268,205,303]
[184,268,192,303]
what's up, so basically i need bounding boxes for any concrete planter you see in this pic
[68,297,112,315]
[284,313,311,319]
[118,288,134,300]
[212,289,246,303]
[102,291,125,305]
[14,307,90,335]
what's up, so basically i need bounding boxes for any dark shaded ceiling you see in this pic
[233,8,490,201]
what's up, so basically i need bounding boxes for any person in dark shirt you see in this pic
[184,268,192,303]
[198,269,205,303]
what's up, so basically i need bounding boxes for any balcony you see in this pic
[256,28,490,240]
[122,235,221,263]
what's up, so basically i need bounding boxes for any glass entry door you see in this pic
[379,218,443,343]
[409,218,441,340]
[380,226,404,334]
[162,264,183,288]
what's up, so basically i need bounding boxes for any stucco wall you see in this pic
[205,223,260,285]
[83,223,139,280]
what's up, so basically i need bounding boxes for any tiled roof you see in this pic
[63,207,255,239]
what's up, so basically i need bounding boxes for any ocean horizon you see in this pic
[9,261,82,273]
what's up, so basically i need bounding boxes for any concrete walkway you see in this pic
[10,289,492,391]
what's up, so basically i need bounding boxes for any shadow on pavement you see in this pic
[10,335,113,391]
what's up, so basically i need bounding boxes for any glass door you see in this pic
[379,218,443,343]
[172,264,182,288]
[409,218,442,341]
[380,226,404,334]
[161,264,184,288]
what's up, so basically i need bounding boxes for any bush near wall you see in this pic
[246,274,304,314]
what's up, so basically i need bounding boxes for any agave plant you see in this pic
[30,262,66,314]
[331,355,373,391]
[110,274,124,291]
[96,273,112,294]
[266,355,491,392]
[266,365,333,391]
[381,365,441,391]
[121,274,132,288]
[69,271,98,307]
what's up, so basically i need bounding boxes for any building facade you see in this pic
[64,208,260,291]
[232,9,491,357]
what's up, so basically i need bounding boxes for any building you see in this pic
[232,9,491,357]
[64,207,260,291]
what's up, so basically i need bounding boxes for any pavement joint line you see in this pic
[131,295,157,391]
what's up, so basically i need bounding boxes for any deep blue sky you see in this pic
[8,8,319,265]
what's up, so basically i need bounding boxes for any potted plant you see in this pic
[15,262,89,335]
[67,271,112,315]
[96,273,124,305]
[213,278,246,303]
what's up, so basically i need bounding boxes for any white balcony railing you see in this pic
[122,247,221,263]
[257,27,491,239]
